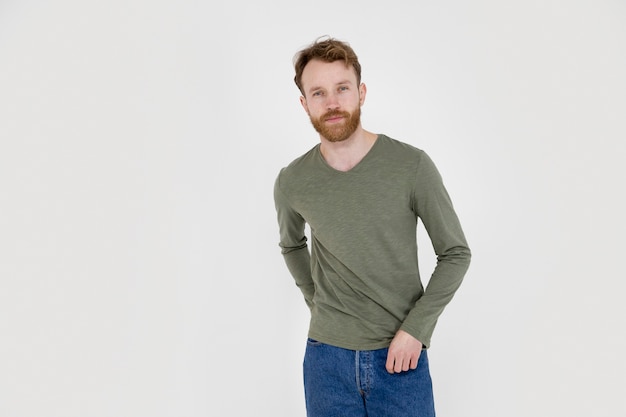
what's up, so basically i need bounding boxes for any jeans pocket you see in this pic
[306,338,323,346]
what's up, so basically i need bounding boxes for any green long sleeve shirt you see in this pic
[274,134,470,350]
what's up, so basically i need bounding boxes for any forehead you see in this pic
[301,59,357,89]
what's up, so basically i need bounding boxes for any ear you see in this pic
[359,83,367,106]
[299,96,310,115]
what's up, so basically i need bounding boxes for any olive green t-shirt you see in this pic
[274,134,471,350]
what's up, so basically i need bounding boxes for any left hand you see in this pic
[385,330,423,374]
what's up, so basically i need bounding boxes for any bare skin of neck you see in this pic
[319,127,378,172]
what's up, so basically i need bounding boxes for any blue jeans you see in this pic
[303,339,435,417]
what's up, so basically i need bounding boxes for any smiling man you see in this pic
[274,37,471,417]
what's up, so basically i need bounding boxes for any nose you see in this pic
[325,92,340,110]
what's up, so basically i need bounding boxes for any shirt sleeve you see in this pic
[274,172,315,309]
[400,151,471,348]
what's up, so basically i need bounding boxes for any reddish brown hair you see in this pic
[293,36,362,96]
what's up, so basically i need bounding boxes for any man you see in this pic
[274,36,471,417]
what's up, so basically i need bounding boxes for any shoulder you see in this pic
[376,134,431,167]
[282,145,319,171]
[275,145,320,188]
[375,135,444,192]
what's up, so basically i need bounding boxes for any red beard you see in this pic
[310,106,361,142]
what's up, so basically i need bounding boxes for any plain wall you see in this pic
[1,1,625,416]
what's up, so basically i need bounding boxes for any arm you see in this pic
[387,152,470,372]
[274,174,315,309]
[400,151,471,348]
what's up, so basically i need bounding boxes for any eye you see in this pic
[312,90,323,97]
[338,86,349,92]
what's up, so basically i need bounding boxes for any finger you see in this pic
[410,352,420,370]
[385,353,395,374]
[394,354,404,373]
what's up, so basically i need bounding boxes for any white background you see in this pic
[1,1,625,416]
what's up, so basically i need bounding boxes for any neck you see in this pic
[319,128,378,172]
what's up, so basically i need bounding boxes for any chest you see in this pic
[289,171,416,235]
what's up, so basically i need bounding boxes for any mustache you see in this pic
[323,110,350,120]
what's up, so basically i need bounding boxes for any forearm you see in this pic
[400,244,471,347]
[282,245,315,308]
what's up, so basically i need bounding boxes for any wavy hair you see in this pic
[293,36,362,96]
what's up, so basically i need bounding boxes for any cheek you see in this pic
[305,104,323,118]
